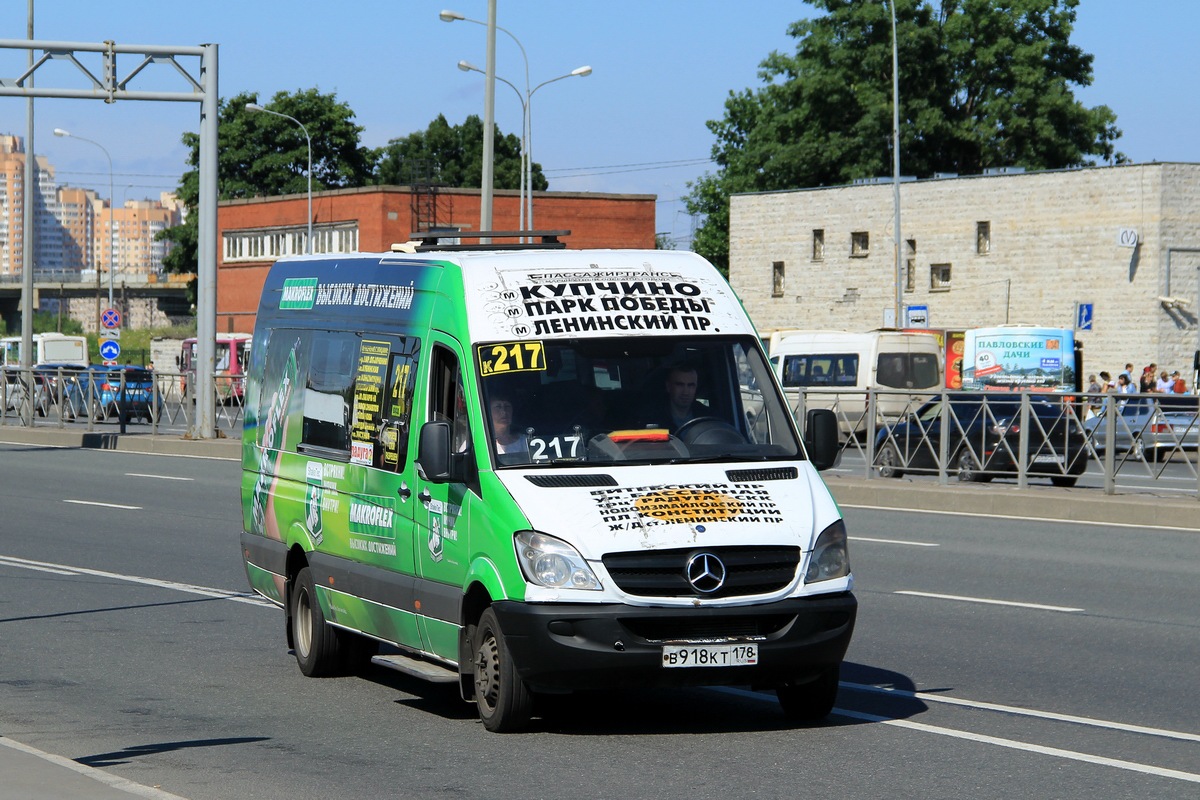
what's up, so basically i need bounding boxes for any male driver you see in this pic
[660,363,710,432]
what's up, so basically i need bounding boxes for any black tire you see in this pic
[290,566,346,677]
[956,448,982,482]
[777,663,840,722]
[1050,475,1079,487]
[876,441,904,478]
[471,607,533,732]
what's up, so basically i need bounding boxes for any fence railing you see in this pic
[786,387,1199,499]
[0,366,245,434]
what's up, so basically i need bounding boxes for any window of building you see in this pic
[905,239,916,293]
[930,263,952,292]
[772,261,785,297]
[223,223,359,262]
[976,221,991,255]
[850,231,869,258]
[812,229,825,261]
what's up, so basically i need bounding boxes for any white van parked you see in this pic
[768,329,943,438]
[0,332,89,368]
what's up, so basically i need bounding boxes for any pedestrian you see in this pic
[1099,370,1114,391]
[1156,370,1173,393]
[1117,373,1136,394]
[1120,363,1135,382]
[1140,364,1157,393]
[1086,374,1103,414]
[1171,371,1188,394]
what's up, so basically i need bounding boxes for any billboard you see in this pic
[961,326,1076,392]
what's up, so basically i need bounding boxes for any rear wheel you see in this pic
[1050,475,1079,487]
[777,664,840,722]
[471,607,533,732]
[290,566,346,677]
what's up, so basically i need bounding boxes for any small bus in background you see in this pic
[0,332,89,368]
[179,333,252,403]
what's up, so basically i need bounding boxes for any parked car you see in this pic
[63,366,162,423]
[32,363,88,406]
[1083,395,1200,462]
[875,393,1089,487]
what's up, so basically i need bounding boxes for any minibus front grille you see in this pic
[725,466,798,482]
[524,474,618,487]
[602,546,801,598]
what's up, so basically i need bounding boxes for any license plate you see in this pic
[1031,454,1065,464]
[662,643,758,668]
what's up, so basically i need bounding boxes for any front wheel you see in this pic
[471,607,533,732]
[956,448,982,482]
[876,441,904,478]
[777,664,840,722]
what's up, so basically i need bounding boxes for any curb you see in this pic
[0,426,240,460]
[824,474,1199,530]
[0,737,190,800]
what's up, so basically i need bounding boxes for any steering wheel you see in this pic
[674,416,746,446]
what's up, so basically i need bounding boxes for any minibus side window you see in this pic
[301,331,357,455]
[376,339,420,471]
[429,346,470,454]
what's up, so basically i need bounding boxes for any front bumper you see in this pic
[491,592,856,693]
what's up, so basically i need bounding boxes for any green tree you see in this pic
[158,88,376,290]
[685,0,1122,273]
[373,113,544,191]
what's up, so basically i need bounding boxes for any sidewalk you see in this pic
[0,738,188,800]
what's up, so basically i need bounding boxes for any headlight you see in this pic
[805,519,850,583]
[515,531,602,591]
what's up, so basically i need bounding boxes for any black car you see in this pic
[874,393,1089,486]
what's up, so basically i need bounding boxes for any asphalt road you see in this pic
[0,443,1197,799]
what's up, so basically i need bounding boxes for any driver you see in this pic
[655,362,710,433]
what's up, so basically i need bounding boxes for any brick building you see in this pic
[217,185,655,333]
[730,163,1200,378]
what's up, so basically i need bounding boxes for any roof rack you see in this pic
[399,230,571,252]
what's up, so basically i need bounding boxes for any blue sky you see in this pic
[3,1,1198,247]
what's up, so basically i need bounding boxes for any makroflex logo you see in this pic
[280,278,318,310]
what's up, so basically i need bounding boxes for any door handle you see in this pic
[417,488,432,504]
[397,483,411,501]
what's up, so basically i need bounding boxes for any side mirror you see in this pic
[804,408,839,471]
[416,420,452,482]
[416,420,469,484]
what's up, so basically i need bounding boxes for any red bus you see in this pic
[179,333,253,403]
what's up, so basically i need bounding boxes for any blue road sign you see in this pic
[1076,303,1094,331]
[99,339,121,361]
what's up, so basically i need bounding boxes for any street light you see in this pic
[246,103,313,254]
[888,0,902,329]
[447,9,591,233]
[53,127,114,309]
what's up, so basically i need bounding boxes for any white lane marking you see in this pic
[63,499,142,511]
[0,556,79,576]
[0,555,273,608]
[839,503,1199,533]
[836,707,1200,784]
[895,590,1084,613]
[850,536,939,547]
[719,688,1200,785]
[0,738,191,800]
[841,682,1200,743]
[124,472,195,481]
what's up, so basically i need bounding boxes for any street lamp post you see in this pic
[53,127,114,310]
[246,103,313,254]
[888,1,903,328]
[444,9,590,236]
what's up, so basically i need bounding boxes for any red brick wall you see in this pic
[217,187,656,333]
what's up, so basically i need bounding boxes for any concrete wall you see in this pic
[730,163,1200,378]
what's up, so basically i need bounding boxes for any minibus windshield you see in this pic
[476,335,802,466]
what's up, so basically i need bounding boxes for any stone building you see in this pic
[729,163,1200,378]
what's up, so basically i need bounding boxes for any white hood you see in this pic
[497,461,839,560]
